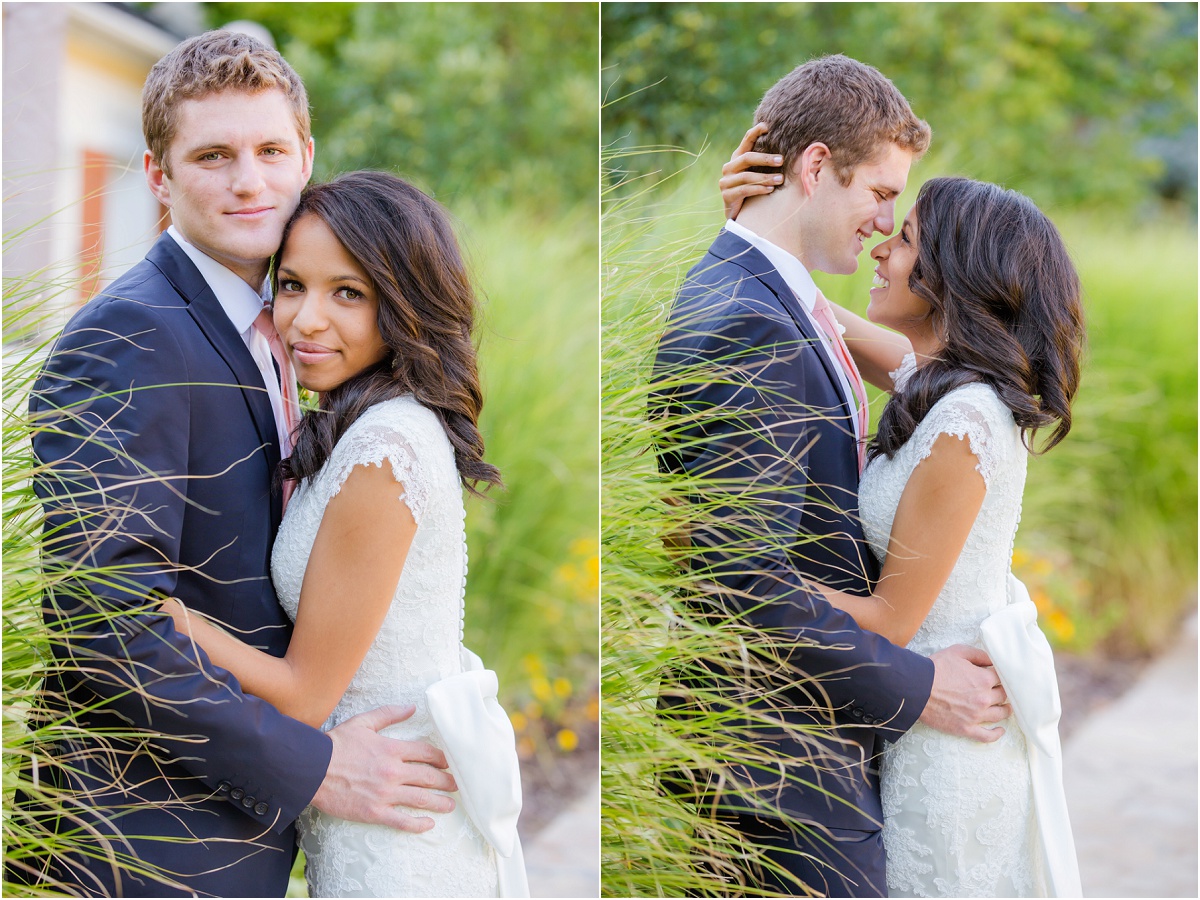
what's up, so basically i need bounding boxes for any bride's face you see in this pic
[867,206,940,355]
[274,213,389,393]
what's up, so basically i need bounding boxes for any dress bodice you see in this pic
[273,394,469,732]
[860,378,1027,655]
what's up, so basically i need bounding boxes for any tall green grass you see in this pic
[600,160,1197,893]
[601,158,868,897]
[458,200,600,766]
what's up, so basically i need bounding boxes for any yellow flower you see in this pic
[524,701,543,720]
[553,677,572,698]
[509,711,528,732]
[531,675,552,702]
[1031,590,1051,613]
[1048,610,1075,641]
[1032,557,1053,577]
[1011,547,1029,568]
[586,695,600,722]
[570,537,598,557]
[521,654,544,676]
[555,728,579,752]
[517,737,536,759]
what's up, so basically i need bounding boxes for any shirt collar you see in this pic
[166,226,270,333]
[725,218,818,312]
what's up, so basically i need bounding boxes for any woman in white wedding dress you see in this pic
[162,171,510,897]
[722,148,1086,895]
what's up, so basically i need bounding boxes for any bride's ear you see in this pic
[797,143,832,196]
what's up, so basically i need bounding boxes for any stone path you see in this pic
[524,779,600,898]
[1063,613,1197,898]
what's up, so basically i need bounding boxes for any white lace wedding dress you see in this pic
[860,358,1043,897]
[272,395,498,898]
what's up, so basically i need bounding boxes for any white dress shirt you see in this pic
[724,218,862,444]
[166,226,288,449]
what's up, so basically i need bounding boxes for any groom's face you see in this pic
[802,142,913,276]
[145,88,314,288]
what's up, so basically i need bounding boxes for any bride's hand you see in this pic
[720,122,784,220]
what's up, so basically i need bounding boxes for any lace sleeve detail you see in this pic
[910,384,1018,487]
[889,351,917,392]
[306,398,440,524]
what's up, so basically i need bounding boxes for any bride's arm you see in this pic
[162,462,415,728]
[718,128,913,390]
[816,433,986,646]
[825,299,913,391]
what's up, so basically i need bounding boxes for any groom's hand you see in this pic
[920,645,1011,743]
[311,704,458,833]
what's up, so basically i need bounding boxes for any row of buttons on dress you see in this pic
[216,780,270,816]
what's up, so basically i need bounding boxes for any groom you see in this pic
[653,55,1009,897]
[20,31,455,897]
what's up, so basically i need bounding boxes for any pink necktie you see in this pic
[810,290,870,473]
[252,308,300,507]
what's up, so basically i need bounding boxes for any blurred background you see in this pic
[600,3,1196,896]
[3,2,598,890]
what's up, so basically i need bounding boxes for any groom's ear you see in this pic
[144,150,173,207]
[797,142,833,197]
[302,136,315,185]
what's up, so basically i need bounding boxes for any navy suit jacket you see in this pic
[24,234,331,896]
[653,229,935,832]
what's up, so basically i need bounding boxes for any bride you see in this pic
[722,137,1086,897]
[162,171,520,898]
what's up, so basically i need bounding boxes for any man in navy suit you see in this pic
[21,31,455,897]
[653,56,1010,896]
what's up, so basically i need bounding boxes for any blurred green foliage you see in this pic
[602,2,1196,213]
[204,2,599,212]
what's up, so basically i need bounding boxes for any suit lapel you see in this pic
[709,230,853,422]
[145,236,283,524]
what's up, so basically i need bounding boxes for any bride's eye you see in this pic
[335,287,364,301]
[279,279,303,293]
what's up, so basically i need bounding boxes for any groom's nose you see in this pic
[229,155,266,197]
[874,200,897,237]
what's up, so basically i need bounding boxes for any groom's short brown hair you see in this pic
[753,55,930,187]
[142,30,311,176]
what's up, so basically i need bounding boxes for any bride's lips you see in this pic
[290,341,337,365]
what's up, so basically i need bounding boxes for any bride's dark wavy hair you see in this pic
[868,176,1085,461]
[274,171,501,495]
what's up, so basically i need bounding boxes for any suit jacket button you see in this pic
[254,801,269,815]
[851,707,863,718]
[230,788,245,801]
[216,781,232,794]
[241,795,256,809]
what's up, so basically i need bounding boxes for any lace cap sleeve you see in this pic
[889,351,918,392]
[911,384,1019,487]
[307,398,439,524]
